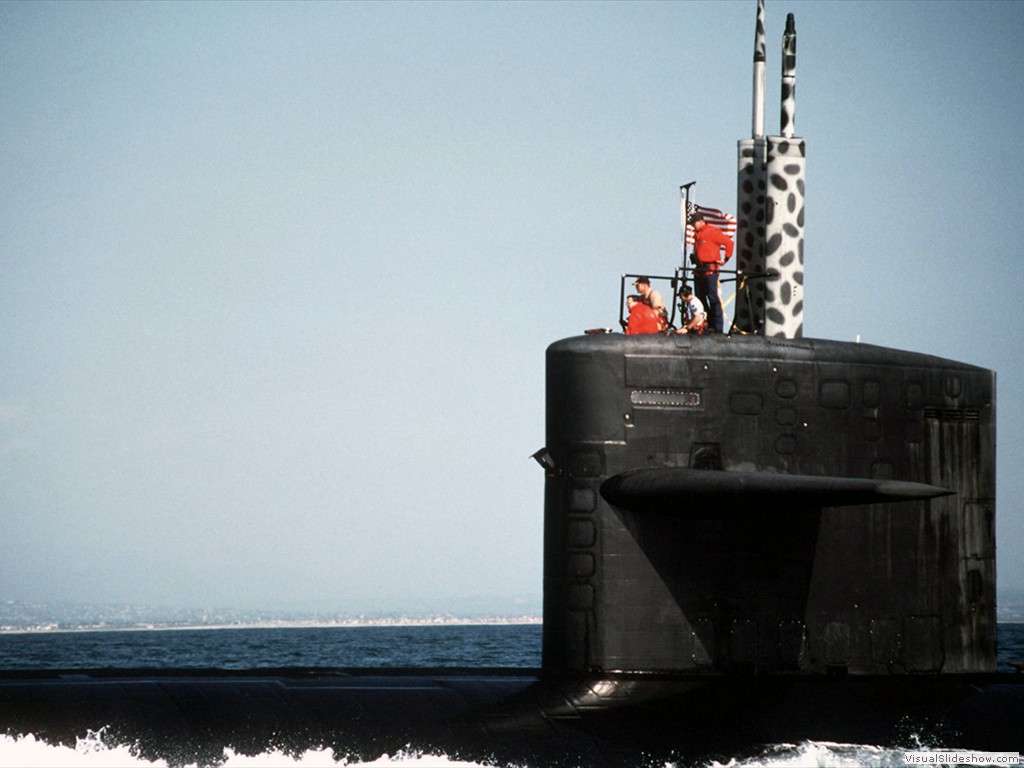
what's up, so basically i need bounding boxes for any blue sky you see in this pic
[2,0,1022,613]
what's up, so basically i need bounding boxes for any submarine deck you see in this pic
[2,667,1022,764]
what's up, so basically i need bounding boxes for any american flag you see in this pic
[683,201,737,245]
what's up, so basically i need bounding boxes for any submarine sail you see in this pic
[541,334,995,676]
[541,0,993,680]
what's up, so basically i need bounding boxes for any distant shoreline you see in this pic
[0,616,544,636]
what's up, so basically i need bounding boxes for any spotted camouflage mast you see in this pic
[733,0,768,335]
[734,1,805,338]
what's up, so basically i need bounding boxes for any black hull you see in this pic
[2,668,1023,766]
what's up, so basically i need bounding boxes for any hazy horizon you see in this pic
[3,0,1022,610]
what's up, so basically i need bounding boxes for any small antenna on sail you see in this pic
[752,0,766,139]
[780,12,797,137]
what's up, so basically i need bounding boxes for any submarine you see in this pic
[2,3,1022,766]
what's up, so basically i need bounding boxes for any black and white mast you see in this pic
[734,1,805,338]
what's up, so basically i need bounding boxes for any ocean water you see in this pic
[3,621,1022,672]
[0,622,544,670]
[1,622,1022,767]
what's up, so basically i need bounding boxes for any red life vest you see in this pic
[626,303,662,335]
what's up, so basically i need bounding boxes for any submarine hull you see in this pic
[2,668,1023,765]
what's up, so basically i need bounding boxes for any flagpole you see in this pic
[679,182,696,279]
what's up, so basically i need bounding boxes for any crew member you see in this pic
[690,215,734,333]
[675,285,707,335]
[633,277,666,327]
[625,295,662,335]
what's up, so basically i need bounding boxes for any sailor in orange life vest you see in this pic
[624,294,662,335]
[690,214,734,333]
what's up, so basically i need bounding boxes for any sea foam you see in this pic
[2,732,1007,768]
[0,732,498,768]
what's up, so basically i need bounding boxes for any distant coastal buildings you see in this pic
[0,599,543,633]
[997,591,1024,623]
